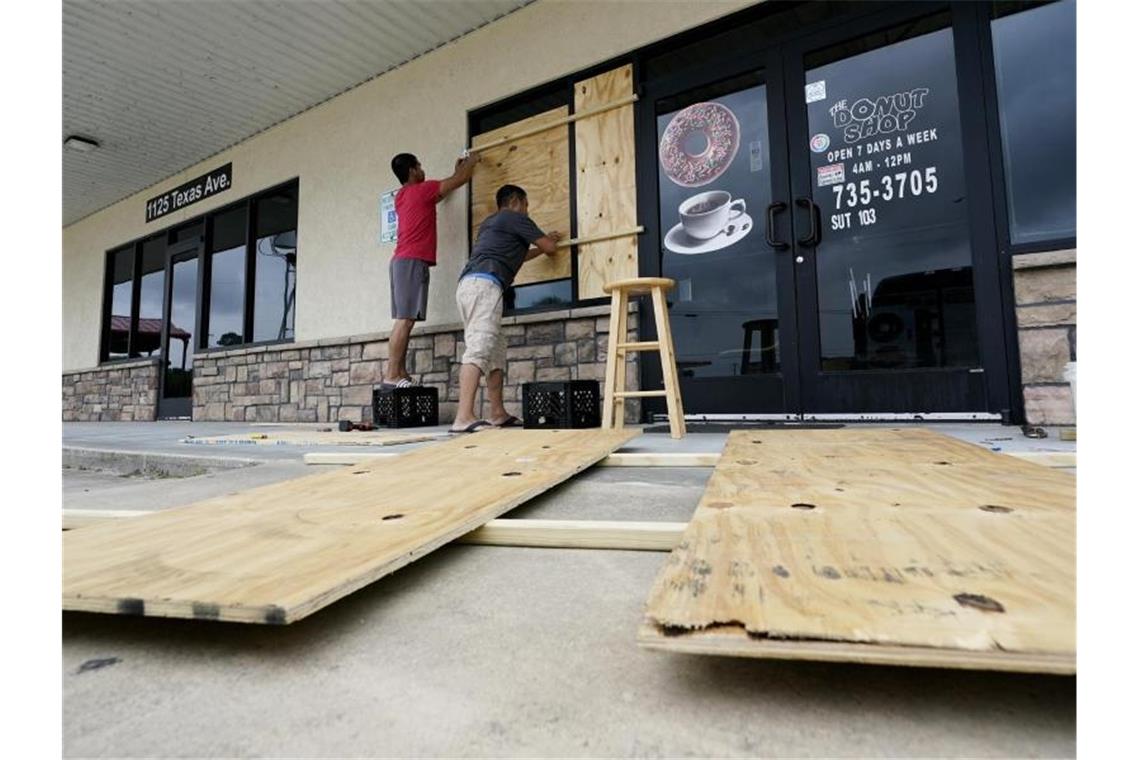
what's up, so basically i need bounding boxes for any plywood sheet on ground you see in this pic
[64,429,636,623]
[574,65,638,299]
[640,428,1075,672]
[181,430,441,447]
[471,106,571,285]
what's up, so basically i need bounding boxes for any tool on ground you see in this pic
[338,420,375,432]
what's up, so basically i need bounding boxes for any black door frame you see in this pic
[635,0,1016,421]
[157,237,205,419]
[782,3,1008,417]
[636,49,802,417]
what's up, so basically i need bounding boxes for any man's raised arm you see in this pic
[437,154,478,200]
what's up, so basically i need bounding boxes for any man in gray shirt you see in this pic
[450,184,562,433]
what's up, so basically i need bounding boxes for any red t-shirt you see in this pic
[393,179,441,264]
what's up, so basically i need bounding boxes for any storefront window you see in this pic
[207,206,247,348]
[252,186,298,342]
[509,280,572,310]
[164,252,198,398]
[470,83,575,314]
[104,245,134,360]
[656,74,777,379]
[100,180,299,366]
[991,0,1076,246]
[804,21,980,371]
[136,235,167,358]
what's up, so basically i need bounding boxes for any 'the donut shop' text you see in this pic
[828,88,930,144]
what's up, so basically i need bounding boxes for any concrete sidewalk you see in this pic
[61,421,1075,757]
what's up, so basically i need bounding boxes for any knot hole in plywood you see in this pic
[979,504,1014,513]
[953,593,1005,613]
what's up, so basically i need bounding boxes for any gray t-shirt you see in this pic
[460,210,546,288]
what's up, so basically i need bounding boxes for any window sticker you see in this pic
[810,133,831,153]
[805,80,827,103]
[817,162,845,187]
[749,140,764,172]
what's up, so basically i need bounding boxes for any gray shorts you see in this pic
[390,257,430,321]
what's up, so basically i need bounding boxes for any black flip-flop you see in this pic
[449,420,492,434]
[494,415,523,428]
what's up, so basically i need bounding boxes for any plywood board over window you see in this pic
[574,64,639,300]
[470,107,572,286]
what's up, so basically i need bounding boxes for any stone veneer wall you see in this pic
[62,358,161,421]
[191,304,640,424]
[1012,249,1076,425]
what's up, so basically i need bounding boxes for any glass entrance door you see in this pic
[647,66,801,415]
[158,239,202,419]
[638,3,1012,419]
[784,10,997,414]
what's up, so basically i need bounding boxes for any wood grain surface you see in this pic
[63,429,635,624]
[640,428,1076,672]
[574,65,638,299]
[470,106,571,285]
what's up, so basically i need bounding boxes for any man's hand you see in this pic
[438,154,479,200]
[526,231,563,260]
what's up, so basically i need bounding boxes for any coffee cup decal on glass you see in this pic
[678,190,746,240]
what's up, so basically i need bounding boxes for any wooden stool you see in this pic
[601,277,685,439]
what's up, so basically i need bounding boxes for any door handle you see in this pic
[765,202,789,250]
[795,197,821,247]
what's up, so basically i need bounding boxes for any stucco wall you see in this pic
[62,0,756,371]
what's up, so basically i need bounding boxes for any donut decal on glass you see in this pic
[658,101,741,187]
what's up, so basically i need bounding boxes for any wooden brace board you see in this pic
[63,429,636,624]
[302,449,1072,469]
[574,64,639,299]
[640,429,1076,673]
[63,511,687,552]
[301,450,724,467]
[470,106,572,285]
[182,430,442,447]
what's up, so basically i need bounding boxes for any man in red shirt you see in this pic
[384,152,477,387]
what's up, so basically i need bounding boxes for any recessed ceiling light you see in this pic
[64,135,100,152]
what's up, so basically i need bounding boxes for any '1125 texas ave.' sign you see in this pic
[145,163,233,223]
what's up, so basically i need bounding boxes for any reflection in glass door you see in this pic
[787,13,990,414]
[652,71,798,414]
[159,242,201,418]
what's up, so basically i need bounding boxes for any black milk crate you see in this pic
[522,380,601,429]
[372,386,439,428]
